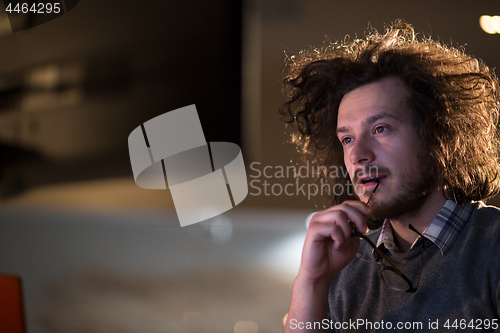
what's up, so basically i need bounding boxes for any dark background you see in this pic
[0,0,242,197]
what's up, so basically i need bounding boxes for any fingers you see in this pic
[307,202,371,251]
[305,218,349,251]
[329,221,349,250]
[300,201,372,280]
[311,201,371,235]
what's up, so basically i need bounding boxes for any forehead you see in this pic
[337,77,411,130]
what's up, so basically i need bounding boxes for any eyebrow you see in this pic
[336,112,400,135]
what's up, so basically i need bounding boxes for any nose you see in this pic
[349,135,375,166]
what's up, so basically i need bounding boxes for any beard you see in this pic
[357,163,436,229]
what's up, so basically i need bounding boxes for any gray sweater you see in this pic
[328,201,500,332]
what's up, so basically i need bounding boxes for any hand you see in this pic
[297,201,372,285]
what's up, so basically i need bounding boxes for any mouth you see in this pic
[358,175,387,186]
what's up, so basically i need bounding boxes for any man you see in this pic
[280,21,500,332]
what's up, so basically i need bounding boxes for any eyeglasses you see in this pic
[352,224,425,293]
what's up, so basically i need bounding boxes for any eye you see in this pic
[341,137,353,145]
[374,126,387,134]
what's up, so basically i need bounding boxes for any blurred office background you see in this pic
[0,0,499,332]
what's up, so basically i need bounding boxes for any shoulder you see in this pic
[468,201,500,231]
[472,200,500,215]
[465,202,500,296]
[462,201,500,261]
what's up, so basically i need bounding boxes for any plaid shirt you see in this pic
[376,200,474,254]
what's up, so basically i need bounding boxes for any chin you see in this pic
[367,218,385,230]
[370,190,429,222]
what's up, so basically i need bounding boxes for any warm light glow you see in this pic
[234,320,259,333]
[283,313,288,327]
[480,15,500,34]
[261,233,305,276]
[182,311,205,330]
[305,212,316,229]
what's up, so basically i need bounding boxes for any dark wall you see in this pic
[0,0,242,196]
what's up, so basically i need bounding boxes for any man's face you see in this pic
[336,77,434,221]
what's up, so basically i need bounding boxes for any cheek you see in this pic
[343,157,354,180]
[397,146,421,175]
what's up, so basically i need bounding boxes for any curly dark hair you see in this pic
[280,20,500,206]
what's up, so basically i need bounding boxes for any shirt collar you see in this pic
[376,199,474,255]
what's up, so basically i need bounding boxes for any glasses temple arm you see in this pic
[353,231,407,277]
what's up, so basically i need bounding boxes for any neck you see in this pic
[389,188,447,253]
